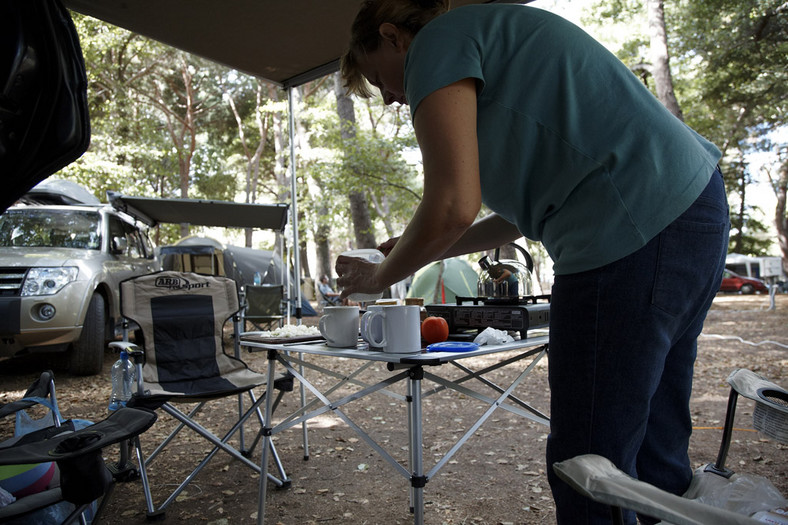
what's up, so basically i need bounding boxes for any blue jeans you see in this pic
[545,168,729,524]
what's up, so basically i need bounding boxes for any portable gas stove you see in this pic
[425,295,550,339]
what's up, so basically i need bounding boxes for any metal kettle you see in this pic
[477,243,534,299]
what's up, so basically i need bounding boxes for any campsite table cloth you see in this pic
[242,334,550,525]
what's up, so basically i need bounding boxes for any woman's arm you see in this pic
[438,213,523,259]
[337,78,482,297]
[378,214,523,260]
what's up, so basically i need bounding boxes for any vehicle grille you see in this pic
[0,267,28,297]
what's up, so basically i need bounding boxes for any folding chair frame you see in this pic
[112,271,292,520]
[553,368,787,525]
[126,381,291,519]
[0,371,157,525]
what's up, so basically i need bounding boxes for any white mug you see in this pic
[360,305,385,348]
[319,306,360,348]
[360,305,421,354]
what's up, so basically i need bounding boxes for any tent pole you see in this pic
[288,87,302,324]
[281,233,290,324]
[289,86,310,461]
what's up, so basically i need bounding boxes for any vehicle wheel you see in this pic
[69,293,106,375]
[740,284,755,295]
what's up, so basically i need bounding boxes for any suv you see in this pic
[0,198,159,375]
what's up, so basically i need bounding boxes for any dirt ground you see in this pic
[1,294,786,524]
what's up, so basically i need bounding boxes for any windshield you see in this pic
[0,208,101,249]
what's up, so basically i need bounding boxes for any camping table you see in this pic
[242,334,550,525]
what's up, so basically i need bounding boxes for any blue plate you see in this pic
[426,341,480,353]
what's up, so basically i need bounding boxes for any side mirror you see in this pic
[111,236,128,254]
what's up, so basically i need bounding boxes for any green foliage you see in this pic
[671,0,787,256]
[192,147,237,201]
[672,0,787,141]
[64,3,784,270]
[586,0,643,23]
[151,223,182,247]
[726,158,775,256]
[67,14,246,204]
[729,212,774,255]
[301,88,421,245]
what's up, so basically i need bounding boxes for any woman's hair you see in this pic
[341,0,450,98]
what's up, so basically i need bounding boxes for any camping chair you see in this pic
[110,271,293,519]
[318,283,341,309]
[242,284,285,332]
[553,368,788,524]
[0,371,156,525]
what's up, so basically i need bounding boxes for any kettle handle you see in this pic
[494,242,534,273]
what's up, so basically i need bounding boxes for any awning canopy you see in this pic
[107,192,289,231]
[62,0,527,320]
[62,0,515,88]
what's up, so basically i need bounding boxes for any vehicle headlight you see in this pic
[22,267,79,296]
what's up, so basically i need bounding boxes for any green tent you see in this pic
[407,258,479,304]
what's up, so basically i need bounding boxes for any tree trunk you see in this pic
[315,227,332,280]
[225,81,268,248]
[648,0,684,121]
[367,191,396,238]
[299,207,312,280]
[768,157,788,275]
[312,176,333,279]
[349,192,377,249]
[146,56,200,239]
[334,73,377,249]
[732,165,748,254]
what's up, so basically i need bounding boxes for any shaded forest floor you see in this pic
[1,294,786,524]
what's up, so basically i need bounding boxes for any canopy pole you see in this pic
[281,233,290,324]
[288,87,302,324]
[288,87,310,461]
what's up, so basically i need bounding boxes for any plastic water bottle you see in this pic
[341,249,385,303]
[253,272,262,286]
[108,350,136,411]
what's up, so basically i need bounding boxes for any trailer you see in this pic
[725,253,785,283]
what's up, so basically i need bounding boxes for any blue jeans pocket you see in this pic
[652,174,729,317]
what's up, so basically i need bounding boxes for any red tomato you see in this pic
[421,316,449,344]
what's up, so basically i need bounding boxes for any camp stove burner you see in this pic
[425,295,550,339]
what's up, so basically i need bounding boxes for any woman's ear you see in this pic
[378,23,402,49]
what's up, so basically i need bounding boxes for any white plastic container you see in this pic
[341,248,385,303]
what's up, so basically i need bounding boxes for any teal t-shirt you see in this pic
[404,5,721,274]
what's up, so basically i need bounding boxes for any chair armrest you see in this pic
[108,341,139,353]
[0,408,157,465]
[727,368,786,401]
[552,454,761,525]
[727,369,788,442]
[108,341,144,363]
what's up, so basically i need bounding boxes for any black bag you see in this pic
[0,0,90,213]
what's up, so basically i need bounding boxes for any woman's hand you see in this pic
[335,255,384,300]
[377,237,400,256]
